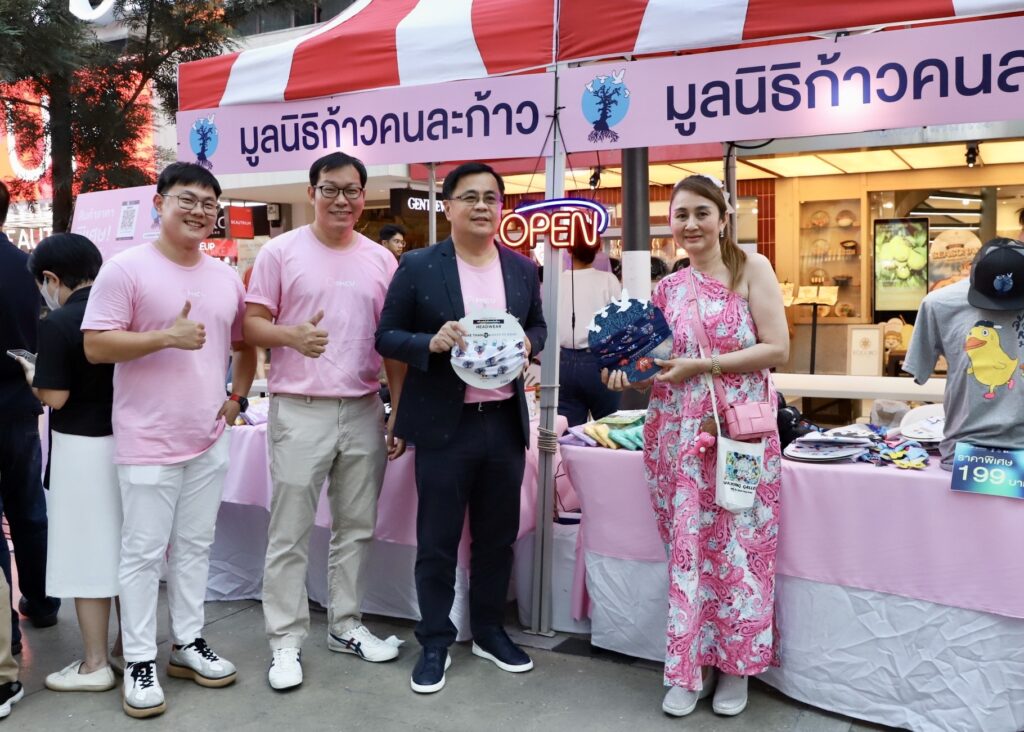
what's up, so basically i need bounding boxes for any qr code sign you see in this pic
[117,200,140,240]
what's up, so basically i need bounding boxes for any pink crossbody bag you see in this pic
[685,270,775,441]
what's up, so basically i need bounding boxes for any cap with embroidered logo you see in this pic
[968,237,1024,311]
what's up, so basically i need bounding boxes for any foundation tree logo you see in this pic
[189,115,218,170]
[581,69,630,143]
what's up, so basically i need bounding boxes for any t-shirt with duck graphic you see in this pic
[905,279,1024,470]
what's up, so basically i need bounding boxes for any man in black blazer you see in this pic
[375,162,546,694]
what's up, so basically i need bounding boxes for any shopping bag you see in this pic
[714,433,765,513]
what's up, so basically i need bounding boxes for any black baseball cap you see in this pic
[968,237,1024,311]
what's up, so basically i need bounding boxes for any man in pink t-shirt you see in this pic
[82,163,256,719]
[244,153,405,691]
[376,162,546,695]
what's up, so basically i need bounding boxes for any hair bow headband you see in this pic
[693,173,736,216]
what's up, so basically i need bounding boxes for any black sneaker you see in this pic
[0,681,23,720]
[472,629,534,673]
[410,647,451,694]
[17,596,59,629]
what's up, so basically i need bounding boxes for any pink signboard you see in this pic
[561,16,1024,153]
[176,73,555,175]
[70,185,159,261]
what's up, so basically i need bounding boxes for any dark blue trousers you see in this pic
[557,348,621,427]
[413,400,525,648]
[0,417,59,647]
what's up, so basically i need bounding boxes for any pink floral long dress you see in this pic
[642,268,782,690]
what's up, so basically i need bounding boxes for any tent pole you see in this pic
[620,147,651,298]
[528,70,564,638]
[723,143,737,247]
[428,162,438,245]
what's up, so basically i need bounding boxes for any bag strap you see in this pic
[684,268,730,416]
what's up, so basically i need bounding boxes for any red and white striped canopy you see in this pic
[177,0,1021,111]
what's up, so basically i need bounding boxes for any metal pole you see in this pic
[428,163,438,245]
[528,70,564,638]
[723,143,738,247]
[620,147,650,298]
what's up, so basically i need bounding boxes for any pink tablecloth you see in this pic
[560,446,1024,620]
[222,416,566,565]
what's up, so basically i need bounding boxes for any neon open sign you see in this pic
[498,198,609,250]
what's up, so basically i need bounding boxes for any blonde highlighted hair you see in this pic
[670,175,746,291]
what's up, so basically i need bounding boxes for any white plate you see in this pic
[784,443,868,461]
[900,403,944,432]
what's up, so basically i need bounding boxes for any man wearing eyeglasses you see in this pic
[243,152,405,691]
[376,162,546,694]
[82,163,257,718]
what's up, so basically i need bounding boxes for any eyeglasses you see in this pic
[450,192,502,207]
[315,184,364,200]
[163,193,218,216]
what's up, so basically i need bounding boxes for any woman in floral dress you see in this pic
[605,175,789,718]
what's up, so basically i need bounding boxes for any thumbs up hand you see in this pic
[289,309,329,358]
[167,300,206,350]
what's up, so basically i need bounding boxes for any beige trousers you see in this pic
[262,394,386,649]
[0,571,18,683]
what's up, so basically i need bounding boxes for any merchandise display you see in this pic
[588,292,672,382]
[450,309,528,389]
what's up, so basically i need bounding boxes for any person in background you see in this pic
[83,163,257,718]
[376,162,546,695]
[605,174,788,719]
[650,255,669,285]
[0,179,60,656]
[245,152,405,692]
[18,234,122,692]
[609,256,622,282]
[671,257,691,274]
[557,239,622,426]
[380,224,406,258]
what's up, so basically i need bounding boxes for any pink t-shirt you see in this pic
[246,226,397,398]
[81,244,245,465]
[457,253,514,403]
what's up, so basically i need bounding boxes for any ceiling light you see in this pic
[965,142,979,168]
[883,202,894,209]
[909,209,982,217]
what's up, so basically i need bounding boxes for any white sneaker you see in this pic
[662,671,716,717]
[122,661,166,718]
[45,660,116,692]
[712,673,748,716]
[328,625,399,662]
[167,638,237,688]
[268,648,303,691]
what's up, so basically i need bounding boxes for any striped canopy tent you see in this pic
[177,0,1021,111]
[175,0,1024,636]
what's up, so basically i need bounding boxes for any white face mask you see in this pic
[39,278,62,311]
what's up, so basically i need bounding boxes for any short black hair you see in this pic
[569,239,598,265]
[0,179,9,226]
[442,162,504,200]
[309,152,367,187]
[671,257,691,273]
[651,256,669,281]
[27,233,103,290]
[380,224,405,241]
[157,162,221,198]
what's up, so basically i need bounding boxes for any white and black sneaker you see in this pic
[268,648,302,691]
[168,638,237,687]
[0,681,24,720]
[122,661,166,718]
[472,629,534,673]
[327,625,399,662]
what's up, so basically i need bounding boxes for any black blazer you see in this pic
[375,238,546,450]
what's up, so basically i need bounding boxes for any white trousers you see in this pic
[117,432,230,661]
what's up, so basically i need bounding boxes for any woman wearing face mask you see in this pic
[604,176,788,718]
[17,233,123,691]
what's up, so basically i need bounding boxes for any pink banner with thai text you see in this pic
[175,73,555,175]
[561,16,1024,152]
[70,185,159,261]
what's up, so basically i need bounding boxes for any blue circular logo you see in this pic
[189,118,219,164]
[581,78,630,130]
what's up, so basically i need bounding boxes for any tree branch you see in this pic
[0,95,49,110]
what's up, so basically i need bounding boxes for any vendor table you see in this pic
[560,445,1024,732]
[209,416,566,641]
[772,373,945,402]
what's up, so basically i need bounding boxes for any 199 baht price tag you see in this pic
[951,442,1024,500]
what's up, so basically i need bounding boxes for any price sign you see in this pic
[951,443,1024,500]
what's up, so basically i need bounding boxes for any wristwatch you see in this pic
[710,354,722,377]
[227,393,249,412]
